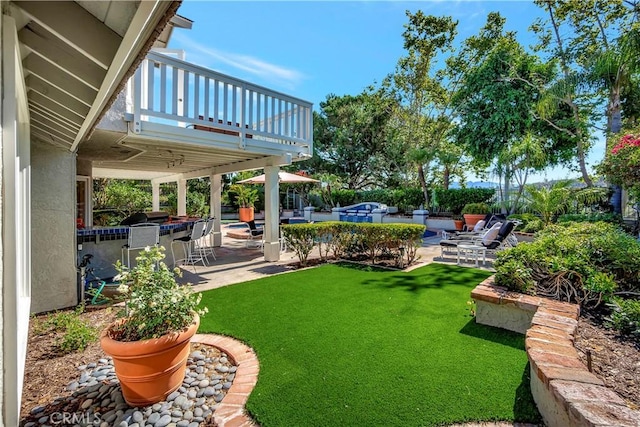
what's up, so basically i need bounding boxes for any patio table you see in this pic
[457,244,486,266]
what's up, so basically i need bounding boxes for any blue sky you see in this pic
[168,1,604,182]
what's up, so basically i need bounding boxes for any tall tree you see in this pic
[531,0,639,198]
[392,11,458,207]
[310,86,400,189]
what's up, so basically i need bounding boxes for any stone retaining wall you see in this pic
[471,277,640,427]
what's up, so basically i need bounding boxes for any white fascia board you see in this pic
[70,1,172,151]
[134,121,309,158]
[92,167,175,180]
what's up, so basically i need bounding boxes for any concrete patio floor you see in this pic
[177,226,497,293]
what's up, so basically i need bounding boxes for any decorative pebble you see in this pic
[21,344,237,427]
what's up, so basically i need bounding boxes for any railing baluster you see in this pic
[147,59,154,111]
[160,63,167,113]
[183,70,190,118]
[270,96,275,134]
[248,90,254,130]
[214,79,219,123]
[194,74,200,120]
[223,83,228,125]
[278,99,283,135]
[172,66,178,115]
[256,93,261,132]
[203,77,209,121]
[232,84,237,127]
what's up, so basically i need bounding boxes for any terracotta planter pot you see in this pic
[238,206,254,222]
[100,314,200,407]
[463,214,486,230]
[453,220,465,231]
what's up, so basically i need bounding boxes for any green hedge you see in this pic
[507,213,543,233]
[434,188,495,215]
[557,213,622,224]
[494,222,640,340]
[281,222,425,268]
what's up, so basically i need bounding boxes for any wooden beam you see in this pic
[28,92,85,124]
[30,111,77,140]
[19,25,106,90]
[31,122,74,146]
[26,74,92,118]
[14,1,122,69]
[24,54,96,106]
[29,103,82,132]
[31,127,73,149]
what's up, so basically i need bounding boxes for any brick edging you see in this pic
[471,277,640,427]
[193,334,259,427]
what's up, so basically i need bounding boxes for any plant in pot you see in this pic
[100,246,207,406]
[461,202,490,230]
[231,184,259,222]
[452,214,465,231]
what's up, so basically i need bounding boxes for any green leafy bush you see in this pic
[31,306,99,353]
[434,188,495,215]
[461,203,490,215]
[606,297,640,341]
[494,222,640,308]
[282,222,425,268]
[557,213,622,224]
[521,219,543,233]
[281,223,318,267]
[111,246,207,342]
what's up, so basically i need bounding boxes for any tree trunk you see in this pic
[417,164,430,208]
[608,88,623,213]
[443,166,451,190]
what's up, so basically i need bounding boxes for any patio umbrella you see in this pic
[237,171,319,211]
[236,171,319,184]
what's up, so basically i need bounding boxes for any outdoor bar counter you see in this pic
[77,218,199,279]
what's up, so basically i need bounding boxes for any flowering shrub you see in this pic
[109,246,207,342]
[599,132,640,200]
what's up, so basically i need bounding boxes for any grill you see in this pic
[120,211,170,226]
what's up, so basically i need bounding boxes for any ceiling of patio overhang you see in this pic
[8,0,187,151]
[85,128,299,181]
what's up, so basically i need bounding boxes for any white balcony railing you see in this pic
[131,52,313,151]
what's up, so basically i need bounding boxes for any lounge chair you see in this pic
[439,221,517,260]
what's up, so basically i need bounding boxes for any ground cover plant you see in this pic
[199,263,541,426]
[494,221,640,341]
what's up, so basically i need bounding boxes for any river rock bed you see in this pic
[21,343,236,427]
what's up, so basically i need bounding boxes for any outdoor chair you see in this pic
[197,217,217,264]
[121,223,160,268]
[439,221,517,261]
[243,220,264,248]
[171,220,207,273]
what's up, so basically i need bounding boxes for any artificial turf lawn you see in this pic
[198,263,541,426]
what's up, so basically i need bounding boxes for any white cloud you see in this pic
[171,33,306,91]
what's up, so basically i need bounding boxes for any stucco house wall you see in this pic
[30,139,77,313]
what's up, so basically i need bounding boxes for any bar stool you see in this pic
[171,220,206,273]
[121,223,160,268]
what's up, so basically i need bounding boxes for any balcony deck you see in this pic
[81,51,313,180]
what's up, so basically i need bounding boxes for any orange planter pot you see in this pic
[453,220,465,231]
[238,206,254,222]
[100,314,199,407]
[463,214,486,230]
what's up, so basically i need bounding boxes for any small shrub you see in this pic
[494,222,640,308]
[58,317,99,353]
[557,213,622,224]
[606,297,640,342]
[434,188,495,215]
[521,219,543,233]
[282,223,318,267]
[282,222,425,268]
[32,306,100,353]
[461,203,490,215]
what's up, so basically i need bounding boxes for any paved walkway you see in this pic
[177,226,496,293]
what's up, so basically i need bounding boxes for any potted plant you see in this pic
[461,202,490,229]
[100,246,207,406]
[231,184,259,222]
[452,215,465,231]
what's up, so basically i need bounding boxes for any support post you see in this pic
[210,173,222,246]
[152,182,160,212]
[178,178,187,217]
[263,166,280,261]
